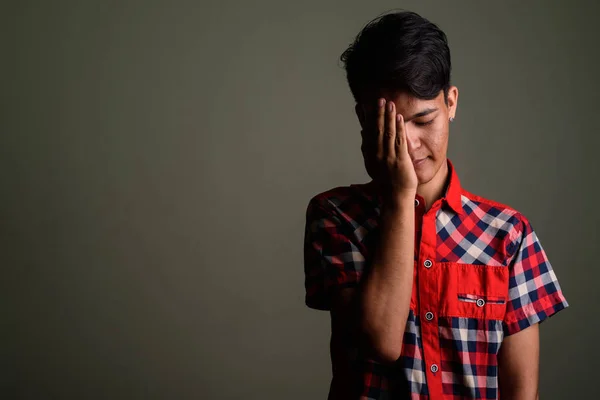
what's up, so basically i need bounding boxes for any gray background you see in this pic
[3,0,597,399]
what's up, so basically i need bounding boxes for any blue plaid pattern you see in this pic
[303,158,568,399]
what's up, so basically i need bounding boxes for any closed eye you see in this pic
[414,119,434,127]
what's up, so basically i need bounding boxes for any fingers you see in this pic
[376,98,385,162]
[395,113,406,156]
[385,100,397,161]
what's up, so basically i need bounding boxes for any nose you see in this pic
[405,126,420,153]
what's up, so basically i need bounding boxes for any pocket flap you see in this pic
[439,263,509,320]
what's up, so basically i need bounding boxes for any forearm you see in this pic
[359,191,415,363]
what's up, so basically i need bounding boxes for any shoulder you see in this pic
[459,188,532,244]
[306,182,377,221]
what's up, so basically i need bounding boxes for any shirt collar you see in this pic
[443,158,464,215]
[363,158,464,215]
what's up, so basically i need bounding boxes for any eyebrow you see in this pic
[405,107,439,121]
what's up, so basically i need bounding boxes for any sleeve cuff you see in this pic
[503,292,569,336]
[305,280,360,311]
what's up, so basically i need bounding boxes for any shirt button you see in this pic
[476,298,486,307]
[424,259,433,268]
[414,198,420,207]
[425,312,434,321]
[430,364,439,373]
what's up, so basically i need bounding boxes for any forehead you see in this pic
[384,90,443,110]
[362,90,444,113]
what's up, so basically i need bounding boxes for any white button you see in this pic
[423,259,433,268]
[425,312,434,321]
[476,298,486,307]
[414,198,420,207]
[430,364,438,373]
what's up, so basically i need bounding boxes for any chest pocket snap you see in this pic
[439,263,509,320]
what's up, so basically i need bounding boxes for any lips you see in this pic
[412,157,427,166]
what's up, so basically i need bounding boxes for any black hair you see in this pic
[340,10,451,105]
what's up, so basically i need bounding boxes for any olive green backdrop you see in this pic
[3,0,597,398]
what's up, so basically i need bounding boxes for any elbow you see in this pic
[360,324,403,364]
[371,340,402,364]
[358,296,405,364]
[372,346,402,364]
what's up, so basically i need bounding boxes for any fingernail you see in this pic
[387,102,393,111]
[397,114,402,122]
[378,98,385,108]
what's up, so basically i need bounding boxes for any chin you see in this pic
[415,159,439,185]
[416,170,434,185]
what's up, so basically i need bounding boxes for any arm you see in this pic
[327,193,415,398]
[358,193,415,363]
[498,215,569,399]
[498,323,540,400]
[355,99,417,364]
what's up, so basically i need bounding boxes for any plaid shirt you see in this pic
[303,158,568,399]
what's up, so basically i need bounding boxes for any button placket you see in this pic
[417,208,443,397]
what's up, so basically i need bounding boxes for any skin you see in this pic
[498,323,540,399]
[328,93,420,399]
[356,87,458,210]
[327,87,540,399]
[360,94,425,363]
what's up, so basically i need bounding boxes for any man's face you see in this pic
[355,87,458,186]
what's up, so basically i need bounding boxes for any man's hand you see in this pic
[361,98,418,198]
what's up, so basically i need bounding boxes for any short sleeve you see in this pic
[502,216,569,336]
[303,196,365,311]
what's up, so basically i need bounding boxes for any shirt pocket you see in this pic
[439,262,510,320]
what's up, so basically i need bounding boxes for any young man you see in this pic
[303,10,569,400]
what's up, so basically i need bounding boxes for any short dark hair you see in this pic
[340,10,451,104]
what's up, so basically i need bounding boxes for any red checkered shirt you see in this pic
[303,158,568,399]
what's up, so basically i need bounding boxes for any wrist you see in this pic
[382,190,417,208]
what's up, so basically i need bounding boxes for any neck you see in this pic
[417,158,449,211]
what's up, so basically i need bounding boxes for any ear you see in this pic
[355,103,367,130]
[447,86,459,119]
